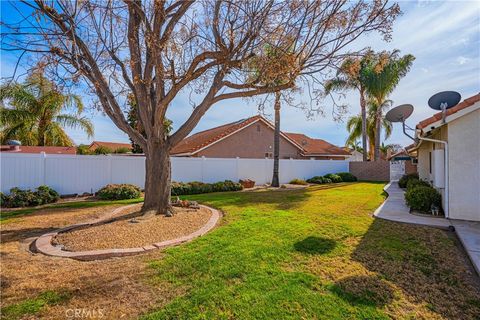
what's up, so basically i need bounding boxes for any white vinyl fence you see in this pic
[0,153,349,195]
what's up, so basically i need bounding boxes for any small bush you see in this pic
[306,176,326,184]
[114,147,131,154]
[323,178,332,183]
[289,179,308,185]
[94,146,112,155]
[398,172,419,188]
[97,184,141,200]
[406,179,430,191]
[1,186,60,208]
[76,144,92,155]
[324,173,342,183]
[405,186,442,213]
[337,172,357,182]
[171,180,242,196]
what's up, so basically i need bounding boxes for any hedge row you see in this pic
[171,180,243,196]
[1,186,60,208]
[401,173,442,214]
[306,172,357,185]
[97,184,141,200]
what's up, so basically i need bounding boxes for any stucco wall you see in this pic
[196,121,302,159]
[447,108,480,221]
[416,126,448,209]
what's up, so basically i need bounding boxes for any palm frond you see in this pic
[55,114,94,137]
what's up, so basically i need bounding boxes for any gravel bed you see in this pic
[54,204,213,251]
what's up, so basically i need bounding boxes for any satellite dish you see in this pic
[386,104,414,123]
[428,91,461,110]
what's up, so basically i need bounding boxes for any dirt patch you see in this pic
[54,205,213,251]
[0,204,181,319]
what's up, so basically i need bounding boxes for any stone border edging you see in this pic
[34,204,220,261]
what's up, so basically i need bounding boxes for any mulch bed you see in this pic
[53,204,213,251]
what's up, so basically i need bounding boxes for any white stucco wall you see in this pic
[448,108,480,221]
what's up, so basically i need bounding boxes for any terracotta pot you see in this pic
[239,179,255,189]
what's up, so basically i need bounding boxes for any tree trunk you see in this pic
[142,141,173,217]
[360,92,368,162]
[271,92,281,187]
[38,119,46,146]
[374,112,382,161]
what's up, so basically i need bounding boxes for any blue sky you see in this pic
[1,1,479,147]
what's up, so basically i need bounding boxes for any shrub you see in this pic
[337,172,357,182]
[171,180,242,196]
[307,176,325,184]
[97,184,141,200]
[323,178,332,184]
[76,144,92,155]
[114,147,131,154]
[94,146,112,155]
[35,185,60,204]
[406,179,430,191]
[324,173,342,183]
[0,193,5,207]
[289,179,308,185]
[1,186,60,208]
[405,186,442,213]
[398,172,419,188]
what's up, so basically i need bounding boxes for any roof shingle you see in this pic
[416,93,480,130]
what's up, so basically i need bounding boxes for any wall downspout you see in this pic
[416,132,449,218]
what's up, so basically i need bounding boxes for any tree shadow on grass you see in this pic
[294,236,336,254]
[352,218,480,318]
[193,183,356,211]
[330,275,395,307]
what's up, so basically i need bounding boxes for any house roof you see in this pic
[285,133,350,156]
[416,93,480,130]
[170,115,347,157]
[89,141,132,150]
[387,144,416,161]
[171,116,263,155]
[0,145,77,154]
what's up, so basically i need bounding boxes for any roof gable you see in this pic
[171,116,303,155]
[416,93,480,130]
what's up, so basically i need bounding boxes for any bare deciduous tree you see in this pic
[1,0,400,216]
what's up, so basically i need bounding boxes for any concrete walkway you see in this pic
[374,182,480,275]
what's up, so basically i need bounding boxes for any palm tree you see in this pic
[249,44,299,187]
[345,100,392,160]
[363,50,414,160]
[325,52,374,162]
[0,71,93,146]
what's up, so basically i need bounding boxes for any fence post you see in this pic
[201,156,206,182]
[106,155,112,184]
[41,152,47,186]
[236,157,240,182]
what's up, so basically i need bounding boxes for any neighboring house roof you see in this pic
[285,133,350,156]
[0,145,77,154]
[170,115,348,157]
[171,116,303,156]
[416,93,480,130]
[88,141,132,151]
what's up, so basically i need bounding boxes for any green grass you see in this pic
[0,198,144,222]
[1,291,70,320]
[141,182,479,319]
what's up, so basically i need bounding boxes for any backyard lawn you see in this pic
[1,182,479,319]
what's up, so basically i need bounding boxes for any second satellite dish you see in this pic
[386,104,414,123]
[428,91,461,110]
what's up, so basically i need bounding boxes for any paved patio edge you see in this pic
[34,204,220,261]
